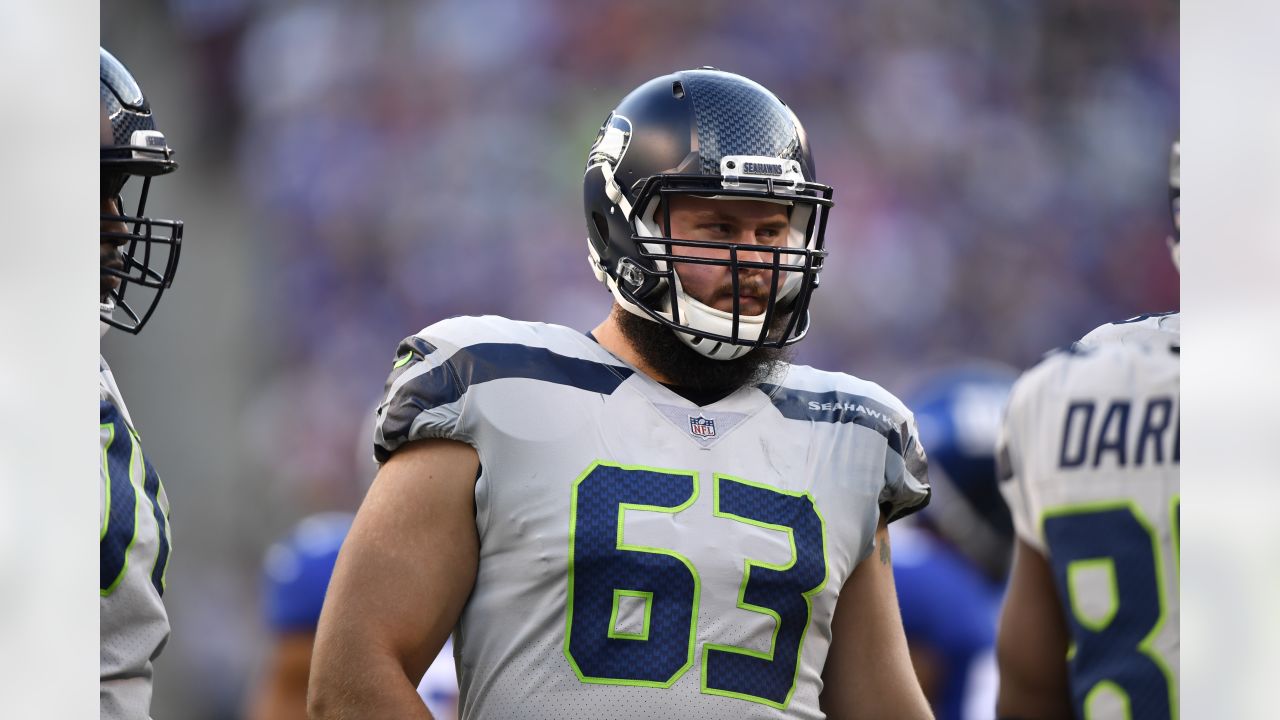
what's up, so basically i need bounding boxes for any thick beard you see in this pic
[613,305,792,392]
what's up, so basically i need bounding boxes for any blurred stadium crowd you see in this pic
[103,0,1177,717]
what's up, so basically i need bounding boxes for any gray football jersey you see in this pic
[375,316,930,720]
[100,358,172,720]
[998,340,1179,720]
[1076,311,1179,350]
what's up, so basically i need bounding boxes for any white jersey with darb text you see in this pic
[998,340,1179,720]
[1075,311,1179,350]
[100,357,173,720]
[374,316,930,720]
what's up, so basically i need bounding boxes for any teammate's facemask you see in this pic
[584,68,833,361]
[100,47,184,335]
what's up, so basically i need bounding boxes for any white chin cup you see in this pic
[661,273,767,361]
[596,256,773,362]
[1168,236,1180,272]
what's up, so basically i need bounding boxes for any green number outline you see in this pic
[700,474,829,709]
[100,422,114,542]
[1065,557,1118,632]
[100,421,141,597]
[1170,495,1180,585]
[1084,680,1132,720]
[563,460,701,688]
[1041,500,1178,720]
[607,590,654,641]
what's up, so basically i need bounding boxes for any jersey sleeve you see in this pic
[879,410,932,522]
[373,324,473,463]
[995,369,1046,554]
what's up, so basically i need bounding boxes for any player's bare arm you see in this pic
[820,513,933,720]
[996,538,1072,720]
[308,438,480,720]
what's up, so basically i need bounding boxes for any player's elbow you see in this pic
[306,649,348,720]
[995,683,1072,720]
[306,679,338,720]
[995,643,1072,720]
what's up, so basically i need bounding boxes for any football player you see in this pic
[994,143,1181,719]
[893,364,1017,720]
[100,47,185,720]
[309,68,934,719]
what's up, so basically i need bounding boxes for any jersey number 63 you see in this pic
[564,461,827,710]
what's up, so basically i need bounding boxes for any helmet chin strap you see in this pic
[100,299,116,338]
[591,243,761,362]
[600,161,633,218]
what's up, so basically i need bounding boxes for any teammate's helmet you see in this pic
[101,47,184,334]
[584,68,833,361]
[908,362,1018,580]
[1168,140,1179,271]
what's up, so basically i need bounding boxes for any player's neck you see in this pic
[591,311,675,385]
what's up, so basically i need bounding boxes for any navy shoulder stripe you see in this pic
[389,341,633,417]
[450,343,634,395]
[761,383,931,510]
[761,382,909,452]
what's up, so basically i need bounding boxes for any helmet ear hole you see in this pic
[671,81,685,99]
[591,212,610,245]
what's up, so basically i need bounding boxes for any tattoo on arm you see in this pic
[878,532,891,566]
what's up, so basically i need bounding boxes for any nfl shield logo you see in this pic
[689,415,716,438]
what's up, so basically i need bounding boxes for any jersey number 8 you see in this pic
[1043,500,1179,719]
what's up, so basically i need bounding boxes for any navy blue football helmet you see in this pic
[100,47,183,334]
[584,68,833,361]
[908,362,1018,580]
